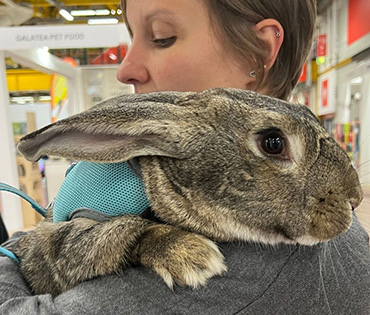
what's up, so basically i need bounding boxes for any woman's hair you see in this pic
[202,0,317,100]
[120,0,316,100]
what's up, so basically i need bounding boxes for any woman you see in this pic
[1,1,369,314]
[117,0,307,99]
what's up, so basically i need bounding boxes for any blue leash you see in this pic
[0,183,47,217]
[0,246,20,263]
[0,182,47,263]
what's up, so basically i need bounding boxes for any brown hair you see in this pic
[120,0,316,100]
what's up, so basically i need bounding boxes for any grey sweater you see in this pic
[1,214,369,315]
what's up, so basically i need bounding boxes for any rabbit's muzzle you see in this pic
[301,137,363,244]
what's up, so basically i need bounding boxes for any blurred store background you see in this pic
[0,0,369,235]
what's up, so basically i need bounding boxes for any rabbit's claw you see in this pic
[134,225,227,289]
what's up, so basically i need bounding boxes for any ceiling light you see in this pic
[95,9,110,16]
[71,10,96,16]
[11,96,34,103]
[59,9,74,21]
[117,9,122,15]
[87,18,119,25]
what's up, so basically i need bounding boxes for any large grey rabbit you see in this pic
[13,88,362,297]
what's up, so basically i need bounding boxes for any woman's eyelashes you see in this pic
[151,36,177,48]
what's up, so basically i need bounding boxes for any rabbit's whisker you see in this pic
[318,252,333,315]
[357,159,370,169]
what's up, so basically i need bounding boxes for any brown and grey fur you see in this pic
[14,88,362,297]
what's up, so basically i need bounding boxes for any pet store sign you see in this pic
[15,32,85,43]
[0,24,131,50]
[318,69,336,116]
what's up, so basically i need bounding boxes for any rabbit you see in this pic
[13,88,362,297]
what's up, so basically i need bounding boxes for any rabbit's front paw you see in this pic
[134,225,227,289]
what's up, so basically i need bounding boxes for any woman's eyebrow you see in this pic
[145,8,176,22]
[126,8,178,37]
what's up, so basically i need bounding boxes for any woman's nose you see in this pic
[116,44,149,86]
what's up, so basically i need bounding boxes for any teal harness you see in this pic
[0,161,150,263]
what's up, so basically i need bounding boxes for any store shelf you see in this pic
[7,69,52,92]
[16,155,44,228]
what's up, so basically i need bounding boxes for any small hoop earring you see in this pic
[249,70,256,78]
[276,31,281,38]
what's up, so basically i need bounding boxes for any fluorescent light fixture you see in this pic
[11,96,34,102]
[71,10,96,16]
[95,9,110,16]
[350,77,363,84]
[59,9,74,21]
[39,96,52,101]
[88,18,119,25]
[71,9,111,17]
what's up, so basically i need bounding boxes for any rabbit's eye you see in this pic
[262,134,284,154]
[258,129,289,159]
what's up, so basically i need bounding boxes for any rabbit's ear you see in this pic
[17,92,196,163]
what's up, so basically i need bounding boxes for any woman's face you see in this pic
[117,0,253,93]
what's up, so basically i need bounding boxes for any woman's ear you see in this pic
[255,19,284,71]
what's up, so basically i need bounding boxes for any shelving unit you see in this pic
[15,154,44,228]
[13,112,44,228]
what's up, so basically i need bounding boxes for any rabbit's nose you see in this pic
[350,200,360,211]
[348,185,363,211]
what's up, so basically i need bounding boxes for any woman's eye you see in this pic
[258,130,289,159]
[152,36,177,48]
